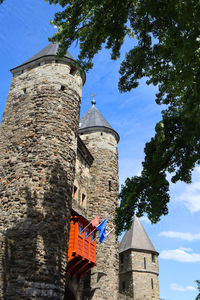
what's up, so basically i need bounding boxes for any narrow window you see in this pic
[72,185,77,199]
[152,253,155,263]
[60,85,65,91]
[120,253,124,264]
[108,180,111,192]
[151,278,154,289]
[101,132,103,136]
[23,88,26,94]
[144,257,146,269]
[70,66,77,76]
[81,193,86,205]
[122,281,126,291]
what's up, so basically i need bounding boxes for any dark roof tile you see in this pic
[78,103,119,142]
[21,43,74,65]
[119,216,158,254]
[79,105,113,130]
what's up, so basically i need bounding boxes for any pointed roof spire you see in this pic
[78,100,119,142]
[91,93,96,106]
[119,216,158,254]
[91,99,96,106]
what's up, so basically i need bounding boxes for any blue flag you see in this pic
[97,218,107,243]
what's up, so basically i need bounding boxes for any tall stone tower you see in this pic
[0,43,85,299]
[78,100,120,299]
[119,216,160,300]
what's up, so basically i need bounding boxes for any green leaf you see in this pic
[46,0,200,233]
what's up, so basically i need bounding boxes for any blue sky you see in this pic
[0,1,200,299]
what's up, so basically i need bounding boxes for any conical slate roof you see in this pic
[78,101,119,142]
[10,43,86,83]
[11,43,74,71]
[79,104,112,130]
[119,216,158,254]
[21,43,74,65]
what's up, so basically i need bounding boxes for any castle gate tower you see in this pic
[78,100,119,299]
[119,216,160,300]
[0,43,85,299]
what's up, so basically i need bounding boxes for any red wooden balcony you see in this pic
[67,210,96,277]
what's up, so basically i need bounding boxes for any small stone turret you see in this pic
[119,216,160,300]
[0,43,84,299]
[78,101,119,299]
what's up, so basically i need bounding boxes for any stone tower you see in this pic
[119,216,160,300]
[78,100,120,299]
[0,43,85,299]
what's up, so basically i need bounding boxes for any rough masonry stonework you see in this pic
[0,43,160,300]
[119,217,160,300]
[0,58,83,299]
[79,131,119,300]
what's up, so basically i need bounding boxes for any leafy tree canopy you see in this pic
[196,280,200,300]
[45,0,200,234]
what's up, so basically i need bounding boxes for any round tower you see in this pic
[0,43,85,299]
[119,216,160,300]
[78,100,119,300]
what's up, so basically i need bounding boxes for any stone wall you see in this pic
[119,251,134,298]
[119,250,160,300]
[72,137,93,216]
[0,234,7,299]
[80,130,119,300]
[0,61,83,299]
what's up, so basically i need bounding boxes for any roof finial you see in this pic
[91,93,96,106]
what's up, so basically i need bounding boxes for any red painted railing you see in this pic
[67,212,96,277]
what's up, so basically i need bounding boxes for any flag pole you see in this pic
[87,227,97,238]
[93,218,107,243]
[80,214,99,234]
[93,234,98,242]
[93,226,116,242]
[80,222,91,234]
[92,219,105,242]
[105,226,116,240]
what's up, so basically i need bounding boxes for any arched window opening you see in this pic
[81,193,86,206]
[122,281,126,291]
[70,65,77,76]
[72,185,77,199]
[120,253,124,265]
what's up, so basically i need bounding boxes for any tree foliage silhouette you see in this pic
[46,0,200,234]
[196,280,200,300]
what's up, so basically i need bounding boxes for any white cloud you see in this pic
[170,283,196,292]
[159,231,200,241]
[177,167,200,213]
[179,247,193,252]
[160,247,200,262]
